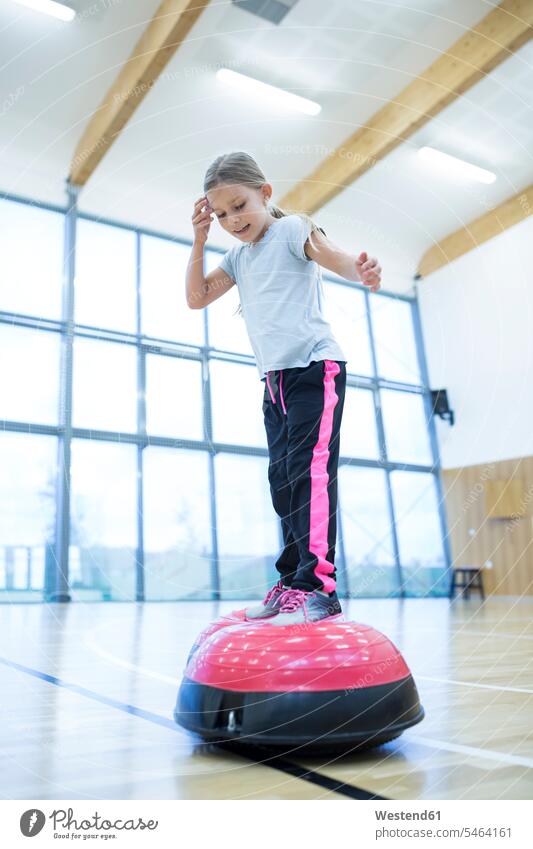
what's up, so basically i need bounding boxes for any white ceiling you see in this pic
[0,0,531,294]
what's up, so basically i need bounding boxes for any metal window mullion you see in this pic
[366,290,404,597]
[335,487,349,599]
[51,181,78,603]
[203,310,220,600]
[135,231,145,602]
[411,297,453,581]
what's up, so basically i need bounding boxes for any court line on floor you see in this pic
[0,655,179,730]
[393,627,533,641]
[0,654,388,801]
[84,630,179,685]
[449,629,533,641]
[221,743,387,800]
[407,735,533,770]
[416,674,533,695]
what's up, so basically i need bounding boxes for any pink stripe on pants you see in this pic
[309,360,341,593]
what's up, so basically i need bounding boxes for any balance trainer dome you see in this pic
[175,616,424,752]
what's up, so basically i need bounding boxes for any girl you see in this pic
[186,151,381,626]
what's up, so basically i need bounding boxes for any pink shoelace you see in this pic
[277,588,310,612]
[263,580,284,605]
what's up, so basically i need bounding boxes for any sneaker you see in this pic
[267,588,342,626]
[244,580,290,620]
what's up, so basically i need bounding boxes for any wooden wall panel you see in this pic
[485,479,527,518]
[441,456,533,596]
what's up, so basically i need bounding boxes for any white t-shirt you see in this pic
[218,214,347,381]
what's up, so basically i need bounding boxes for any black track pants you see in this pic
[262,359,346,593]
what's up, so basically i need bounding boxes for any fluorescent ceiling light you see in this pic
[417,146,496,184]
[216,68,321,116]
[11,0,76,21]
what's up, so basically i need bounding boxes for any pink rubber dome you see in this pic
[187,619,410,692]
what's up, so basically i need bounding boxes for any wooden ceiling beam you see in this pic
[417,183,533,277]
[278,0,533,214]
[69,0,212,187]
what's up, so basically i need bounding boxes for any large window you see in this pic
[140,234,204,345]
[69,440,138,601]
[339,466,398,597]
[381,389,433,467]
[143,447,212,600]
[0,325,60,425]
[0,199,63,319]
[390,471,447,596]
[215,454,279,599]
[0,194,449,602]
[370,295,421,384]
[145,354,203,440]
[323,281,373,377]
[0,432,56,599]
[75,219,137,333]
[72,337,137,433]
[340,387,380,460]
[209,360,266,448]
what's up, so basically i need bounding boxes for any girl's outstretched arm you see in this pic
[305,228,382,292]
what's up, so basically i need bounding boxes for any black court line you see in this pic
[0,654,389,801]
[221,743,388,800]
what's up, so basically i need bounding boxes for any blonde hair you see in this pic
[204,151,325,317]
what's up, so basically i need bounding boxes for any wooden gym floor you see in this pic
[0,596,532,800]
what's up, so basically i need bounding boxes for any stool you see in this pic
[450,566,485,600]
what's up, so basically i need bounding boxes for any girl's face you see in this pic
[206,183,273,243]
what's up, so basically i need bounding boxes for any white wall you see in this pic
[416,216,533,470]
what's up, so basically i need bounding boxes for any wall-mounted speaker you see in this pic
[430,389,454,426]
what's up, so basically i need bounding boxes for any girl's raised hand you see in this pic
[356,251,381,292]
[191,196,214,244]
